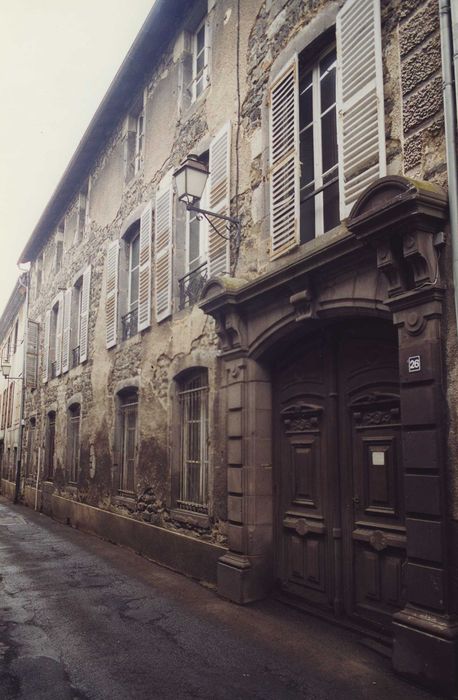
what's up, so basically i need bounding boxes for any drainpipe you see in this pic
[14,270,29,504]
[439,0,458,333]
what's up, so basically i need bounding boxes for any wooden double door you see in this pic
[274,321,406,633]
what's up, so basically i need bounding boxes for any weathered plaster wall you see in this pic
[22,0,457,555]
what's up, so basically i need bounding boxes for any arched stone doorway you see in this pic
[200,176,457,692]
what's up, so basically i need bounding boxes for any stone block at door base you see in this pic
[393,620,458,696]
[217,554,272,604]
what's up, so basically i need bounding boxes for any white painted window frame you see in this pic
[300,44,338,239]
[192,18,209,102]
[128,229,140,313]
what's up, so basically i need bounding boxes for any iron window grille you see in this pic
[121,308,138,340]
[177,371,209,512]
[72,346,80,368]
[178,262,208,310]
[68,405,81,484]
[119,398,138,496]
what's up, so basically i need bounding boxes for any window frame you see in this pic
[45,411,56,482]
[67,403,81,485]
[177,369,209,513]
[299,43,339,242]
[192,18,209,102]
[117,389,138,497]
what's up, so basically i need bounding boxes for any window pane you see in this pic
[300,125,314,188]
[299,82,313,127]
[130,267,139,309]
[323,177,340,233]
[196,76,204,98]
[321,107,338,174]
[196,51,205,75]
[131,234,140,269]
[197,25,205,53]
[300,185,315,244]
[320,51,336,114]
[189,215,201,269]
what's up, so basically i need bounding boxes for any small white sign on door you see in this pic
[372,451,385,466]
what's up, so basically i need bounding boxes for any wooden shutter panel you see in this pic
[106,241,119,348]
[79,265,91,362]
[55,292,64,377]
[138,203,152,332]
[269,56,300,258]
[62,288,72,373]
[154,180,173,322]
[25,320,39,389]
[208,122,231,276]
[42,309,51,383]
[336,0,386,216]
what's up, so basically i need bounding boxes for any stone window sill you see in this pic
[170,507,210,529]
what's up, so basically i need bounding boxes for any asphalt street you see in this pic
[0,497,441,700]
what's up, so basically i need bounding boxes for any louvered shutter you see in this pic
[208,123,231,276]
[42,309,51,383]
[62,288,72,373]
[54,292,64,376]
[269,56,300,258]
[25,320,39,389]
[79,265,91,362]
[154,179,173,322]
[106,241,119,348]
[336,0,385,216]
[138,203,152,331]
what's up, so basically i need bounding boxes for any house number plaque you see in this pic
[408,355,421,373]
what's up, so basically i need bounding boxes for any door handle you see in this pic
[352,495,360,505]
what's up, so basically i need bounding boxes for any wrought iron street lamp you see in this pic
[174,154,241,260]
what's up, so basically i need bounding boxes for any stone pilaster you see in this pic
[217,357,273,604]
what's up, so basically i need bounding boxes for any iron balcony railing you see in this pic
[121,308,138,341]
[72,346,80,368]
[178,262,208,310]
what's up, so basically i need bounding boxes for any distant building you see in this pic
[2,0,458,693]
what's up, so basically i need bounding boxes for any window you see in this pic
[6,383,14,428]
[76,181,89,243]
[118,389,138,495]
[44,411,56,481]
[192,19,209,101]
[178,369,209,512]
[12,320,19,355]
[299,46,339,243]
[1,388,7,430]
[124,98,145,183]
[71,280,83,367]
[105,204,152,348]
[269,0,385,257]
[179,152,209,310]
[49,300,61,379]
[26,418,36,478]
[67,403,81,484]
[134,111,144,176]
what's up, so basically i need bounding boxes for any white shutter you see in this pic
[138,203,152,331]
[62,288,72,373]
[336,0,386,216]
[25,320,39,389]
[79,265,91,362]
[154,179,173,322]
[269,56,300,258]
[55,292,64,376]
[106,240,119,348]
[208,122,231,276]
[42,310,51,383]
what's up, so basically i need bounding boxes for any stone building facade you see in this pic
[3,0,458,693]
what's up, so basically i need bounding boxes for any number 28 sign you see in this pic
[408,355,421,373]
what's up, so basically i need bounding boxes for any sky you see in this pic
[0,0,155,314]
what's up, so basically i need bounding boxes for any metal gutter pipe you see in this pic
[440,0,458,334]
[14,271,29,505]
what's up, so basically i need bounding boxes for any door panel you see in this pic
[275,337,335,610]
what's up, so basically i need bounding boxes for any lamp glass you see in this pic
[174,156,209,202]
[2,360,11,378]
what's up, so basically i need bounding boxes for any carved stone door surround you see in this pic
[200,176,457,694]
